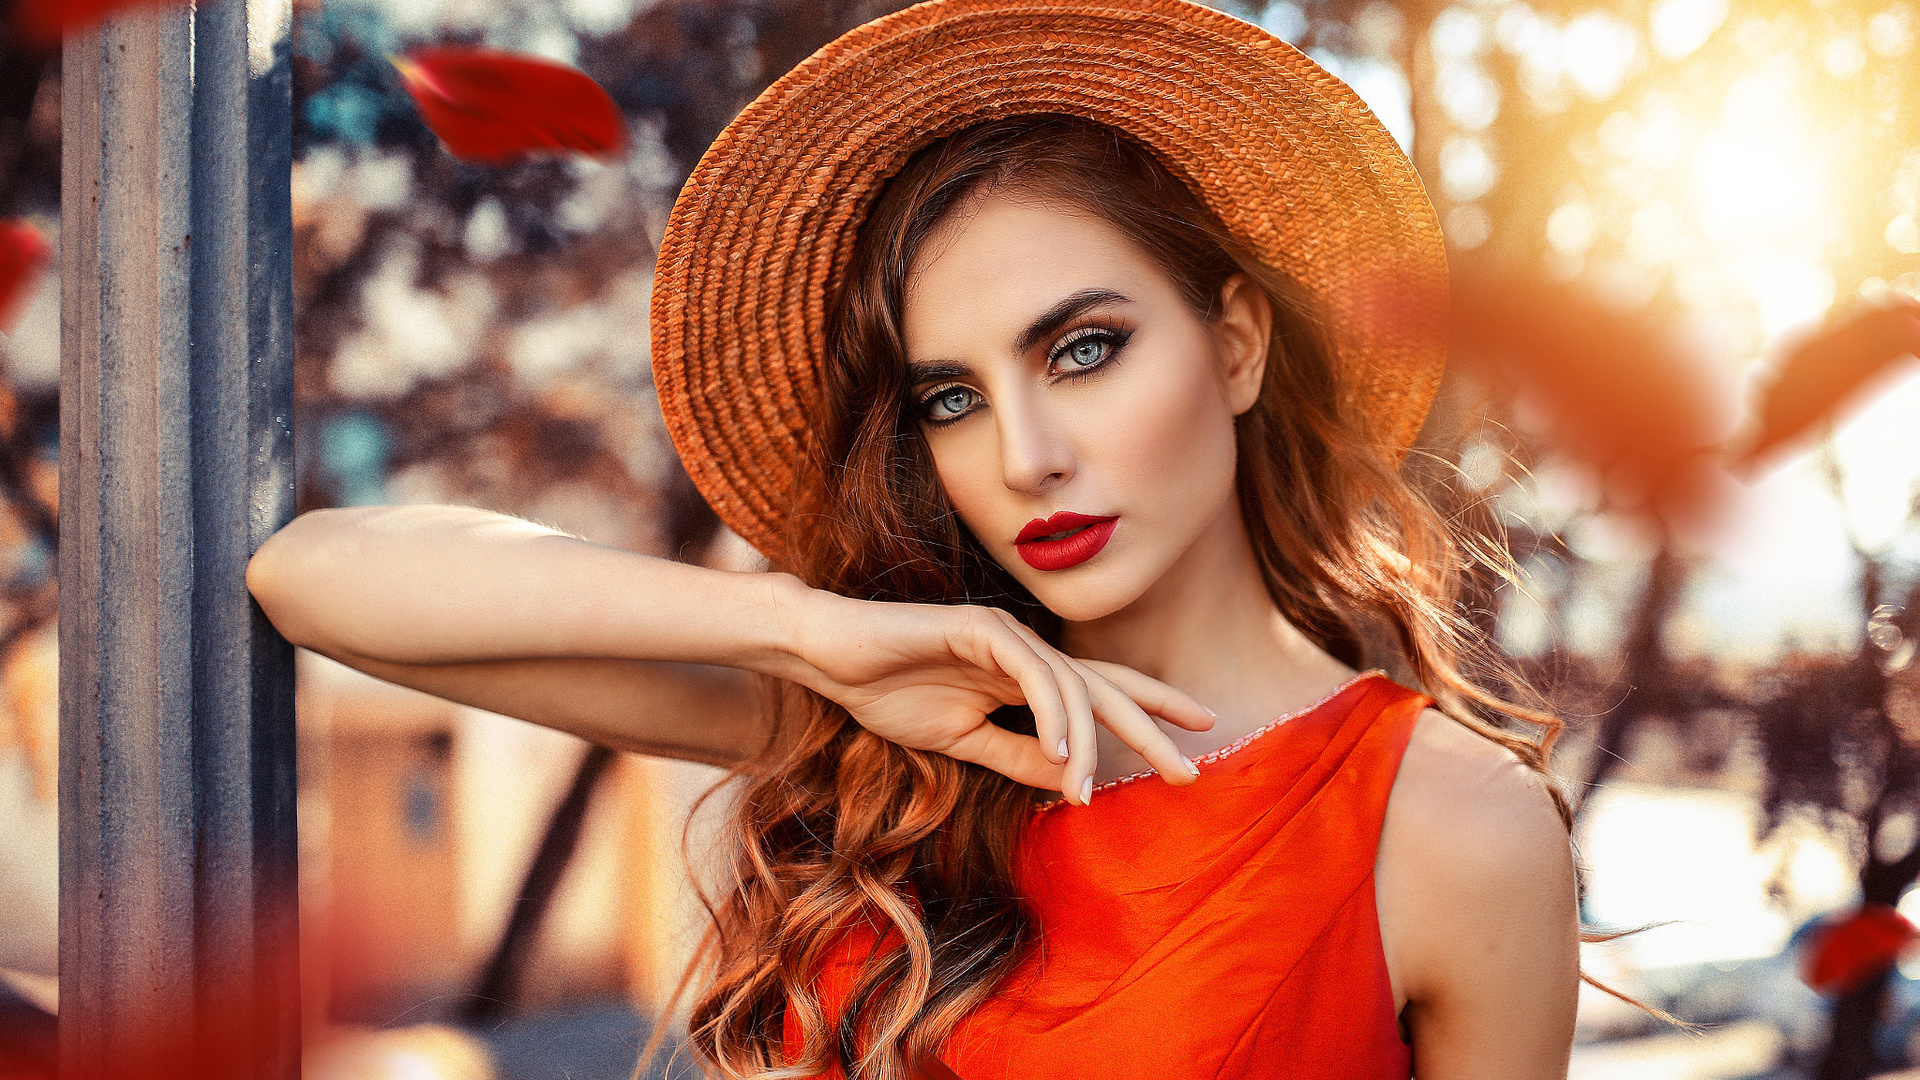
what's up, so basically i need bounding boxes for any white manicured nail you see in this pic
[1184,756,1200,777]
[1057,738,1070,760]
[1081,776,1094,805]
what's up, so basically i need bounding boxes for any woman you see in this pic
[249,1,1589,1077]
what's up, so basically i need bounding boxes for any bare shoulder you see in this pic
[1377,707,1579,1075]
[1387,707,1569,852]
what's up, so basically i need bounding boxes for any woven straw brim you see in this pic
[652,0,1448,562]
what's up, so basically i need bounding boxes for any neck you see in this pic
[1060,497,1358,776]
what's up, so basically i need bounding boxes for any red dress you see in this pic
[784,668,1428,1078]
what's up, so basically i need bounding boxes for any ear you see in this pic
[1212,272,1272,416]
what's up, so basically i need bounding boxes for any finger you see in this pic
[988,611,1068,766]
[993,611,1096,804]
[1073,661,1201,787]
[1079,658,1217,731]
[940,722,1068,792]
[966,610,1079,797]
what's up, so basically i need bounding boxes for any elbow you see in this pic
[248,508,363,650]
[245,535,295,635]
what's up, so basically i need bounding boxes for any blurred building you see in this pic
[297,649,730,1030]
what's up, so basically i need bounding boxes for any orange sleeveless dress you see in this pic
[783,668,1428,1078]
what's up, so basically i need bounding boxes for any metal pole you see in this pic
[59,0,298,1074]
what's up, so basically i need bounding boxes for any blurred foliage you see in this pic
[283,0,943,560]
[2,0,1920,1069]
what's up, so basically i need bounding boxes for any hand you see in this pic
[787,592,1215,806]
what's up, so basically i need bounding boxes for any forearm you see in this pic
[247,504,816,680]
[324,651,769,766]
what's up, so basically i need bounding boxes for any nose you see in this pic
[995,391,1074,495]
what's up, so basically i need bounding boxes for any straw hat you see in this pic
[650,0,1448,561]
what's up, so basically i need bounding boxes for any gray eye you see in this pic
[929,387,975,419]
[1066,339,1105,367]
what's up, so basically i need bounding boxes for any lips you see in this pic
[1015,511,1119,572]
[1016,510,1118,545]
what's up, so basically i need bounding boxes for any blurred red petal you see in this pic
[1730,300,1920,474]
[0,220,51,335]
[1802,903,1918,997]
[1450,270,1737,532]
[11,0,198,50]
[394,47,626,166]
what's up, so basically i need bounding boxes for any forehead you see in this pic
[902,192,1171,346]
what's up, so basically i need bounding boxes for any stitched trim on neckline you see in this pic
[1030,668,1389,813]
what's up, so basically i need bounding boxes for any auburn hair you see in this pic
[676,114,1624,1079]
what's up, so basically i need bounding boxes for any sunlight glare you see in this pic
[1497,459,1596,537]
[1438,61,1502,130]
[1547,200,1596,254]
[1628,199,1681,264]
[1689,69,1826,242]
[1430,6,1487,59]
[1824,34,1868,76]
[1494,4,1571,106]
[1445,203,1493,248]
[1310,52,1415,153]
[1440,135,1499,201]
[1628,97,1689,170]
[1563,12,1640,98]
[1684,461,1860,659]
[1258,0,1307,42]
[1741,255,1836,339]
[1495,2,1549,57]
[1649,0,1728,58]
[1353,2,1406,55]
[1580,785,1854,968]
[1894,149,1920,213]
[1868,3,1915,55]
[1888,214,1920,254]
[1830,358,1920,551]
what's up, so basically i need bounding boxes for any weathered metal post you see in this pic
[59,0,298,1075]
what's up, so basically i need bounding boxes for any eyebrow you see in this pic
[905,287,1135,384]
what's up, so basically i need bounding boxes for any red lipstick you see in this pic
[1015,511,1119,571]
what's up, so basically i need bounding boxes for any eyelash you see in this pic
[912,322,1135,427]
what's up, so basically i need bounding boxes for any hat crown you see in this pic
[652,0,1447,561]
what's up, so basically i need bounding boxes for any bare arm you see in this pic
[247,504,804,764]
[1380,709,1580,1078]
[247,504,1217,799]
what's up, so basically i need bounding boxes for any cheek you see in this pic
[927,432,999,532]
[1102,353,1238,497]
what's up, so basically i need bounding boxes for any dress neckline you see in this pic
[1032,667,1389,812]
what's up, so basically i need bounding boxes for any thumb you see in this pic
[939,723,1065,792]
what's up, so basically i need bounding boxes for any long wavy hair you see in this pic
[678,114,1608,1079]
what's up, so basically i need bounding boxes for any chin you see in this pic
[1022,566,1146,624]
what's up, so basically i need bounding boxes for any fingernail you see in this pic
[1081,776,1094,805]
[1205,706,1218,718]
[1057,738,1070,760]
[1184,756,1200,777]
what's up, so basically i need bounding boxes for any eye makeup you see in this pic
[1048,322,1131,376]
[908,319,1136,427]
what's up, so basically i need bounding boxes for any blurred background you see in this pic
[2,0,1920,1076]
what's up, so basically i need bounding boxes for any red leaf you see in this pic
[11,0,198,50]
[0,220,51,335]
[1450,270,1738,533]
[1804,899,1912,991]
[394,47,626,166]
[1802,903,1918,997]
[1729,300,1920,474]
